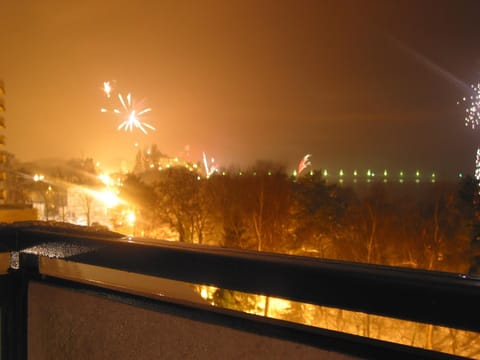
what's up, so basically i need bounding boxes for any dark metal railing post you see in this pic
[1,269,28,360]
[14,269,28,360]
[0,250,35,360]
[0,276,8,360]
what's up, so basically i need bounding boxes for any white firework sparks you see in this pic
[297,154,312,175]
[202,152,218,178]
[461,83,480,129]
[114,93,155,134]
[475,148,480,181]
[100,81,156,134]
[103,81,112,98]
[461,82,480,190]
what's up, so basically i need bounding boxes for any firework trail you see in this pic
[202,152,217,178]
[100,81,155,134]
[297,154,312,175]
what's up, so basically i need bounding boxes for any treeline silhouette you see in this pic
[122,160,478,274]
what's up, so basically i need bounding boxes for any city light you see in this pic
[98,173,113,186]
[97,189,120,208]
[126,210,136,226]
[33,174,44,182]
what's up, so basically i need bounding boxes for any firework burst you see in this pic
[475,148,480,181]
[100,81,156,134]
[461,81,480,194]
[460,83,480,129]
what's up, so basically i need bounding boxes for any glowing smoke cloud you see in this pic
[297,154,312,175]
[100,81,155,135]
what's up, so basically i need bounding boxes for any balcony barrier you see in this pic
[1,221,478,359]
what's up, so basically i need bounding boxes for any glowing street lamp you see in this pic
[97,189,120,208]
[98,173,113,186]
[366,169,373,183]
[126,210,136,226]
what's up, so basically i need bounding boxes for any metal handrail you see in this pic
[1,222,480,333]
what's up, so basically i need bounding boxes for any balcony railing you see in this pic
[1,221,478,359]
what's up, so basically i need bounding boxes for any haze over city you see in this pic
[3,3,480,358]
[2,0,480,177]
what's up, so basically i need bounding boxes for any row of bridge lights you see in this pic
[206,169,441,183]
[291,169,439,183]
[284,169,438,183]
[197,168,440,182]
[143,160,455,184]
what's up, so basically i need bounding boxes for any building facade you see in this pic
[0,80,6,204]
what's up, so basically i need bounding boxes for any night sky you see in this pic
[2,0,480,178]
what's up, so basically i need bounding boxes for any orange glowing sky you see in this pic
[1,0,480,177]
